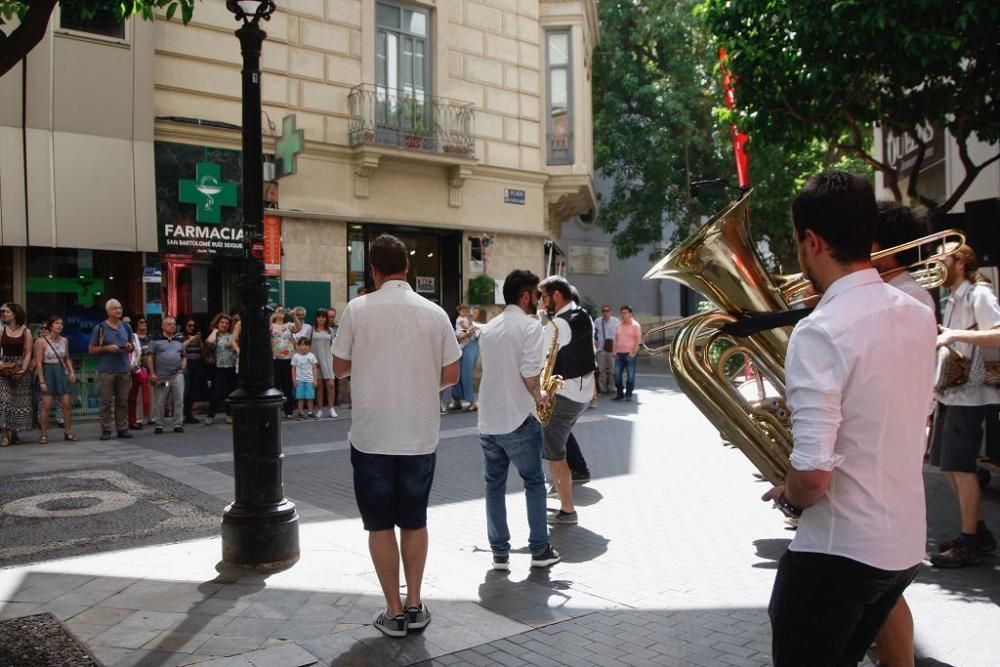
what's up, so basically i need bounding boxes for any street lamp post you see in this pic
[221,0,299,569]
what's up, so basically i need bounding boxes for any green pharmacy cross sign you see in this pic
[275,115,304,177]
[179,162,239,223]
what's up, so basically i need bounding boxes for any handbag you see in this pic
[935,346,969,390]
[601,321,614,352]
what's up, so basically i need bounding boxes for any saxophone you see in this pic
[537,324,565,426]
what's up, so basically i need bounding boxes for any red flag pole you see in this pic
[719,48,750,188]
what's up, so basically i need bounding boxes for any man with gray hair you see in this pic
[148,317,188,434]
[88,299,134,440]
[294,307,313,341]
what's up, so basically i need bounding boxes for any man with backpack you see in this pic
[88,299,135,440]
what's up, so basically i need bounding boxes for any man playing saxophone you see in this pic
[538,275,596,526]
[762,172,936,666]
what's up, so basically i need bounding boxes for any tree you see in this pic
[0,0,196,79]
[593,0,731,259]
[699,0,1000,214]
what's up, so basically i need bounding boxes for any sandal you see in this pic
[39,434,48,444]
[464,404,478,412]
[64,432,80,442]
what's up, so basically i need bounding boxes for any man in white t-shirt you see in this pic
[762,172,936,666]
[478,269,561,572]
[333,234,461,639]
[293,307,313,341]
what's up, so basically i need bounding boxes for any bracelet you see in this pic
[776,493,803,519]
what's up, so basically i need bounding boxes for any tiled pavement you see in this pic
[1,366,998,666]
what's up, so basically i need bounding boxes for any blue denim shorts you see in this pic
[294,381,315,400]
[350,445,437,531]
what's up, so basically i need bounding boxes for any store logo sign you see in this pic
[179,162,238,223]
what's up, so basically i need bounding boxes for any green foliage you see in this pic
[0,0,195,23]
[592,0,731,259]
[468,274,496,306]
[698,0,1000,213]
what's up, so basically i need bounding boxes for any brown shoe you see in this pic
[930,543,983,568]
[939,528,997,554]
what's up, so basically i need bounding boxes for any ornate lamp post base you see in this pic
[221,389,299,569]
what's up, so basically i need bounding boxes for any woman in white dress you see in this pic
[311,309,337,418]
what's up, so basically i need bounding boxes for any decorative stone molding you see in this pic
[353,151,381,199]
[448,165,473,208]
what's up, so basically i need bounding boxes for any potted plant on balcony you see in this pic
[396,95,432,149]
[468,274,496,305]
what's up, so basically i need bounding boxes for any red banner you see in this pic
[263,215,282,276]
[719,48,750,188]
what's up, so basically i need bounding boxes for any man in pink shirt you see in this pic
[612,306,642,402]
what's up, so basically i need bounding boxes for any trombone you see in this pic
[642,229,965,355]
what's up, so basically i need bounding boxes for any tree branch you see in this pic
[939,124,1000,214]
[840,111,902,202]
[0,0,59,79]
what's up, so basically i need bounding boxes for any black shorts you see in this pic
[930,403,987,473]
[350,445,436,531]
[769,550,919,667]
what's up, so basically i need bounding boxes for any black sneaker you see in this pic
[625,395,633,402]
[184,416,199,424]
[174,426,184,433]
[373,610,408,638]
[154,427,164,434]
[296,414,305,421]
[99,431,112,441]
[530,546,562,568]
[308,412,318,420]
[405,603,431,630]
[492,554,510,571]
[931,543,983,568]
[117,431,134,439]
[571,470,591,484]
[612,395,624,401]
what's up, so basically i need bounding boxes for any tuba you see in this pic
[643,190,964,484]
[537,324,564,426]
[644,191,793,484]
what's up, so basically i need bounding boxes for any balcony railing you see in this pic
[348,84,476,159]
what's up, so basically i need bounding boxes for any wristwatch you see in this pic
[775,493,803,519]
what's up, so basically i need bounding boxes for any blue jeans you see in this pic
[453,338,480,403]
[480,415,549,557]
[615,353,636,397]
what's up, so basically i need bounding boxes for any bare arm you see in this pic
[521,374,545,404]
[334,355,351,379]
[33,338,45,376]
[938,326,1000,348]
[206,329,218,347]
[20,330,32,372]
[289,312,302,334]
[440,360,459,390]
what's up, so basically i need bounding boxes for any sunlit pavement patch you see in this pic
[0,463,222,567]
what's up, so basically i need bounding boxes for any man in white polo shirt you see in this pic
[478,269,561,572]
[761,172,936,666]
[333,234,461,639]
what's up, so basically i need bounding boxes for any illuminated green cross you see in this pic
[275,114,305,177]
[179,162,239,223]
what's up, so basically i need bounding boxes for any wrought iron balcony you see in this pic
[348,84,476,159]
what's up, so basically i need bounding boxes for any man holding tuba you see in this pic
[538,275,596,526]
[762,172,936,666]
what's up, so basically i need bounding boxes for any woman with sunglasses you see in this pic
[33,314,78,443]
[0,303,34,446]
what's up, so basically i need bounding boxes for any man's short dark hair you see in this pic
[502,269,540,305]
[791,171,877,263]
[875,201,929,266]
[620,305,633,313]
[369,234,408,276]
[539,275,573,301]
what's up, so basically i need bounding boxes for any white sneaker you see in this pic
[328,407,338,418]
[204,417,214,425]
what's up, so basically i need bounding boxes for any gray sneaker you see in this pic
[547,484,559,499]
[405,603,431,630]
[373,610,408,638]
[547,510,578,525]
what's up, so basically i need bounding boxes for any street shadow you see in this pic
[570,486,604,507]
[751,538,791,570]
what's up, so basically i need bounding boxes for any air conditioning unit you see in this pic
[262,160,277,182]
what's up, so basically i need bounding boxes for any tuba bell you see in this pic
[644,191,793,484]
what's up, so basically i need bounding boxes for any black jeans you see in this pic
[566,432,589,473]
[273,359,294,416]
[208,366,236,418]
[183,359,202,418]
[769,550,920,667]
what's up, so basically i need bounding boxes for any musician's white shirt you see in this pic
[936,279,1000,406]
[332,280,461,455]
[787,268,936,571]
[543,304,596,404]
[888,271,936,311]
[477,305,544,435]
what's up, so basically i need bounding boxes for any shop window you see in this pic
[546,30,574,165]
[59,4,127,41]
[470,237,484,273]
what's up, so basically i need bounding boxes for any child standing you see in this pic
[291,338,319,420]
